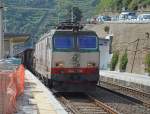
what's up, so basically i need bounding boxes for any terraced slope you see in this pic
[4,0,99,39]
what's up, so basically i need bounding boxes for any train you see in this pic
[16,48,34,71]
[20,22,100,92]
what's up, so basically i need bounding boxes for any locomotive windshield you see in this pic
[54,36,73,49]
[78,36,97,49]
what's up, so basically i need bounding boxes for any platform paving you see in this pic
[100,70,150,93]
[100,70,150,86]
[16,70,67,114]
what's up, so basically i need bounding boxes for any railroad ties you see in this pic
[99,81,150,108]
[59,93,119,114]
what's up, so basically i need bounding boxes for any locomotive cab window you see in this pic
[53,35,74,50]
[78,35,98,50]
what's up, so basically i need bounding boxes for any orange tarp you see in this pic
[0,64,25,114]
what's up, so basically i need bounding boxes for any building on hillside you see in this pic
[4,33,30,57]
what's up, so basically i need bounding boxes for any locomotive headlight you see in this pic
[56,62,64,67]
[87,62,96,67]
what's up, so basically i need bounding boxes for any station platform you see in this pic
[16,70,67,114]
[100,70,150,93]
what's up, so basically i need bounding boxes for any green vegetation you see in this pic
[70,7,83,22]
[4,0,150,40]
[145,53,150,75]
[96,0,150,13]
[110,51,119,71]
[5,9,46,33]
[104,26,110,34]
[119,50,128,72]
[4,0,99,39]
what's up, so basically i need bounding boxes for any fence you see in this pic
[0,59,25,114]
[97,17,150,24]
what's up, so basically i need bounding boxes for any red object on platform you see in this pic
[0,64,25,114]
[16,64,25,96]
[0,72,17,114]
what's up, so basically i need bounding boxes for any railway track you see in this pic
[99,81,150,108]
[59,93,119,114]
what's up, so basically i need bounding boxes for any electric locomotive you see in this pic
[34,22,100,92]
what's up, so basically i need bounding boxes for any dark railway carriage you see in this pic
[34,23,100,92]
[16,48,34,70]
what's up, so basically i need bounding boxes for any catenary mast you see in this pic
[0,0,4,59]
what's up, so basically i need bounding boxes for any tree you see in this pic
[65,6,83,22]
[122,0,132,10]
[95,0,113,13]
[110,51,119,71]
[73,7,83,22]
[104,26,110,34]
[95,0,150,13]
[119,49,128,72]
[145,53,150,76]
[128,0,141,10]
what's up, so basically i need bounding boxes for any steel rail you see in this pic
[99,81,150,108]
[88,95,119,114]
[60,96,83,114]
[59,94,119,114]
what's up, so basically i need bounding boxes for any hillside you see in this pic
[96,0,150,13]
[4,0,99,39]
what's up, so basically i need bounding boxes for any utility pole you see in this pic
[57,13,60,24]
[145,32,150,48]
[57,0,61,24]
[71,7,74,22]
[131,39,140,73]
[0,0,4,59]
[4,19,8,33]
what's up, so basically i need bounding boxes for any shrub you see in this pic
[145,53,150,75]
[110,51,119,71]
[119,50,128,72]
[104,26,110,34]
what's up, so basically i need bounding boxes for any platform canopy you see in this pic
[4,33,30,57]
[4,33,29,43]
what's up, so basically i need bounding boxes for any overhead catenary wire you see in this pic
[112,33,150,73]
[113,36,150,51]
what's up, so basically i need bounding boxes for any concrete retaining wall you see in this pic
[86,23,150,74]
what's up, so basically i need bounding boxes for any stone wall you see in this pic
[86,23,150,74]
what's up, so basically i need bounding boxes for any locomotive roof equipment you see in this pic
[57,22,84,31]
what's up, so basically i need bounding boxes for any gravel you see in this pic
[89,87,150,114]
